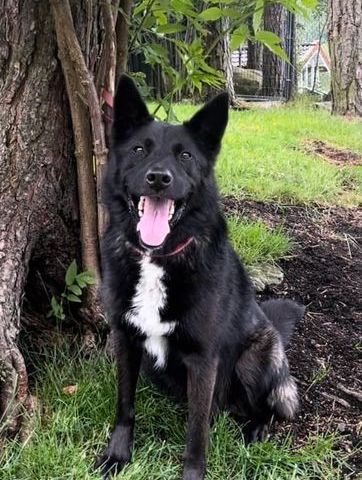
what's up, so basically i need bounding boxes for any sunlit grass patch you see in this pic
[227,215,291,265]
[152,102,361,206]
[217,107,361,205]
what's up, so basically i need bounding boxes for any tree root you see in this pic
[336,383,362,404]
[0,340,31,437]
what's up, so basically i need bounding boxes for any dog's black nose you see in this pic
[146,169,173,190]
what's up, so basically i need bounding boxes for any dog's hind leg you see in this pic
[233,324,298,443]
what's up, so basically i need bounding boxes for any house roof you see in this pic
[300,42,330,70]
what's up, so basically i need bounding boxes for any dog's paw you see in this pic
[95,452,130,479]
[244,421,269,444]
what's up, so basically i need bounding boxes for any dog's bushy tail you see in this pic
[260,299,305,347]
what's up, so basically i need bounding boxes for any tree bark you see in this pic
[205,19,236,105]
[285,12,296,101]
[262,4,287,97]
[0,0,77,435]
[222,19,236,105]
[116,0,133,80]
[328,0,362,116]
[247,17,263,71]
[247,40,263,70]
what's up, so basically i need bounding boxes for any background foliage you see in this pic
[129,0,317,119]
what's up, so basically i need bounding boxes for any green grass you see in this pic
[153,103,361,205]
[0,347,351,480]
[227,216,291,265]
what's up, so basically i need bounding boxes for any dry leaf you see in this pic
[62,384,78,395]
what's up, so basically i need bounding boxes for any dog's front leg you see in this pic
[182,356,218,480]
[96,327,142,479]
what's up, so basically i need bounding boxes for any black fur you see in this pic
[97,75,305,480]
[261,299,305,347]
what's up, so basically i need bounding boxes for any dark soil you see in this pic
[223,197,361,468]
[303,139,362,166]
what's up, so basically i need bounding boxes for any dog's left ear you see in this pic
[113,74,153,142]
[184,92,229,152]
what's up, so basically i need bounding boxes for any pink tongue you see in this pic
[137,197,172,247]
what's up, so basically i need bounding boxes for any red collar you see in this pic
[127,237,194,258]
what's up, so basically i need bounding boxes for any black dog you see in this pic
[98,75,304,480]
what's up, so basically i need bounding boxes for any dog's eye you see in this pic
[133,146,144,156]
[179,151,192,161]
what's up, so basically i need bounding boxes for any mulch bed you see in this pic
[303,139,362,166]
[223,197,361,469]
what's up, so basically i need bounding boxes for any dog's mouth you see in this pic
[128,195,187,248]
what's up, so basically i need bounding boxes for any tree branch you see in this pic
[116,0,134,79]
[51,0,109,264]
[96,0,119,97]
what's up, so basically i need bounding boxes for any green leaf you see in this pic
[199,7,222,21]
[301,0,318,7]
[50,296,65,320]
[76,278,87,288]
[253,0,264,33]
[76,271,96,285]
[170,0,196,17]
[153,9,167,25]
[82,275,96,285]
[222,8,241,19]
[67,284,82,296]
[254,29,289,62]
[264,43,289,62]
[133,0,149,15]
[65,260,77,286]
[148,43,169,59]
[143,15,157,29]
[255,30,281,45]
[230,24,249,51]
[66,294,82,303]
[51,296,60,313]
[209,0,236,3]
[156,24,186,34]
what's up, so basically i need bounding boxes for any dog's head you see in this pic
[106,75,228,251]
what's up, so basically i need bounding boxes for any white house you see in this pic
[298,42,331,94]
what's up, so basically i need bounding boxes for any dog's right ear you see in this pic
[113,75,152,142]
[184,92,229,154]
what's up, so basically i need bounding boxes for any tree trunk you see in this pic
[0,0,107,436]
[328,0,362,116]
[247,17,263,71]
[247,40,263,70]
[0,0,79,435]
[222,20,236,105]
[285,12,296,101]
[205,18,236,104]
[262,4,287,97]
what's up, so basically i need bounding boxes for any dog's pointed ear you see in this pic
[184,92,229,152]
[113,75,152,142]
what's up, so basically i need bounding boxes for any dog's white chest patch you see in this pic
[125,257,175,368]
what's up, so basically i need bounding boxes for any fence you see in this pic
[129,9,331,102]
[232,11,296,101]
